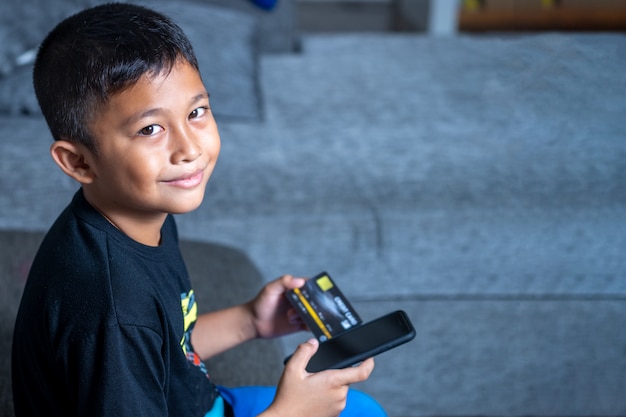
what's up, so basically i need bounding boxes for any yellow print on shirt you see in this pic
[180,290,198,356]
[180,290,209,376]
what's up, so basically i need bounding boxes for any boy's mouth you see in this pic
[165,169,205,188]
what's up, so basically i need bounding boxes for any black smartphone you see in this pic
[286,310,416,373]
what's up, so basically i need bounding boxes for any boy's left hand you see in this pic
[247,274,309,339]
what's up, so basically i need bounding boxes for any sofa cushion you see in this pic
[0,0,92,77]
[0,65,39,117]
[0,0,261,121]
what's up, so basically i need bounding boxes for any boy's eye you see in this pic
[138,124,164,136]
[189,106,209,119]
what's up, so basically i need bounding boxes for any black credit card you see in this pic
[286,272,362,341]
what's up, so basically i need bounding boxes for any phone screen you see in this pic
[304,310,415,372]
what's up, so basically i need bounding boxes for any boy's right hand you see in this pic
[263,338,375,417]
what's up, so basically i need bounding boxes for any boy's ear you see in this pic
[50,140,96,184]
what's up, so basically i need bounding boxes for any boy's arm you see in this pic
[190,304,256,359]
[191,275,306,360]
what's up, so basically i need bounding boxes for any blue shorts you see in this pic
[215,386,388,417]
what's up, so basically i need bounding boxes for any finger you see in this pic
[287,310,309,332]
[260,275,293,298]
[329,358,376,386]
[286,338,319,372]
[288,309,304,325]
[280,274,306,290]
[263,275,304,298]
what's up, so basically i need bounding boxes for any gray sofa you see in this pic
[2,0,626,415]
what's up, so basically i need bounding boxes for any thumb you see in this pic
[287,338,319,372]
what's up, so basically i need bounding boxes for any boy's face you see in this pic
[83,60,220,226]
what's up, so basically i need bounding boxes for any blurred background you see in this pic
[298,0,626,34]
[1,0,625,416]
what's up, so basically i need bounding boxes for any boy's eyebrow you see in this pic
[122,91,210,128]
[190,91,210,105]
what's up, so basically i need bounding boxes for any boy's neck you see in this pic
[84,192,166,247]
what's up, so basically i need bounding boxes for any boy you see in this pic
[11,3,387,417]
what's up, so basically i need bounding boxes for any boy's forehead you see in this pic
[91,62,208,132]
[124,61,206,95]
[116,62,205,101]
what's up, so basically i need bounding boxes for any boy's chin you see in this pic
[168,194,206,214]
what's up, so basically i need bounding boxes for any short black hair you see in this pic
[33,2,199,153]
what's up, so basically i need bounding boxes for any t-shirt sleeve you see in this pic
[63,323,168,416]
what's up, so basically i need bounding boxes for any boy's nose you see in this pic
[171,127,202,163]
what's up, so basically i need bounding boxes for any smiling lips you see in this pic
[165,169,205,188]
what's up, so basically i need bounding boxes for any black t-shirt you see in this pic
[12,190,219,416]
